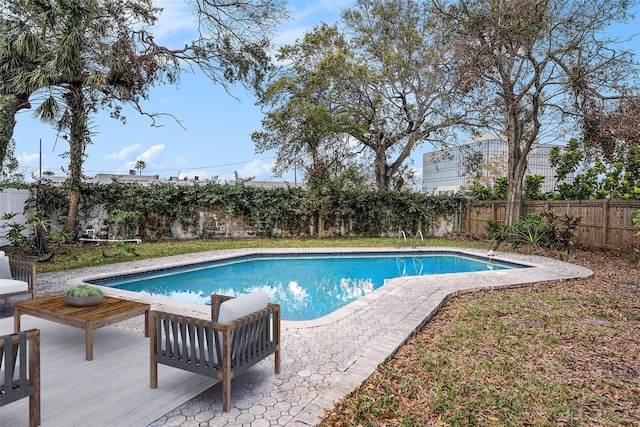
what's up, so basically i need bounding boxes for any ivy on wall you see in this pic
[25,181,466,239]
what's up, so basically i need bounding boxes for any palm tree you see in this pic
[134,160,146,175]
[0,5,47,165]
[3,0,288,239]
[7,0,165,237]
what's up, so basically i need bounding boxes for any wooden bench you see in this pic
[0,256,37,304]
[150,293,280,412]
[0,329,41,427]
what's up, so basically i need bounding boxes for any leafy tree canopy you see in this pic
[434,0,639,225]
[254,0,477,191]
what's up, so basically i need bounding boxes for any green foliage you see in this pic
[543,211,582,252]
[63,284,103,297]
[510,212,552,248]
[106,209,142,239]
[0,208,65,255]
[523,175,544,200]
[487,211,581,252]
[551,168,601,200]
[469,182,493,200]
[0,212,30,248]
[0,138,21,183]
[549,138,583,184]
[547,138,640,201]
[470,177,508,200]
[31,182,464,239]
[485,219,509,249]
[493,177,508,200]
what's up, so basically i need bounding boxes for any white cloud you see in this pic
[151,1,198,44]
[175,156,189,165]
[17,152,40,165]
[274,0,352,50]
[238,159,274,180]
[120,144,165,173]
[104,144,142,161]
[138,144,165,162]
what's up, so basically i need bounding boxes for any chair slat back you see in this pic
[0,330,39,406]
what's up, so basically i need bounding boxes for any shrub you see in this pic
[510,212,552,248]
[486,210,581,253]
[544,211,582,252]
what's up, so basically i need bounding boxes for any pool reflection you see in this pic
[98,253,520,320]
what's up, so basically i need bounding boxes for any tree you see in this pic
[3,0,173,236]
[2,0,287,238]
[253,24,365,191]
[0,3,45,165]
[435,0,639,225]
[134,160,147,175]
[255,0,476,191]
[0,138,21,183]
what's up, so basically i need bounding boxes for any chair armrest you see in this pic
[210,294,233,320]
[0,328,40,347]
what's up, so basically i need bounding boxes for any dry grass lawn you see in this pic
[319,248,640,426]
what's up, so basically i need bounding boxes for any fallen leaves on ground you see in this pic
[319,247,640,427]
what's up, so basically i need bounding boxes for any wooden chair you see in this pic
[0,329,41,427]
[0,256,37,304]
[150,293,280,412]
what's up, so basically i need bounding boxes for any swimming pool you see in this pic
[90,251,525,321]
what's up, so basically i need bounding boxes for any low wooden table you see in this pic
[14,294,150,361]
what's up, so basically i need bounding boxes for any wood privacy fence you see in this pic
[464,199,640,252]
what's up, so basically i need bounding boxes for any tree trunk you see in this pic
[63,85,89,239]
[0,94,31,166]
[503,100,528,226]
[504,176,524,227]
[374,149,390,190]
[64,188,81,237]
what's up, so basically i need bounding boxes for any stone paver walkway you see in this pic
[24,247,592,426]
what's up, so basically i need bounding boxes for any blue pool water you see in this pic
[91,252,523,321]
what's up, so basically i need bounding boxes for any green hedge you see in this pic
[28,181,466,239]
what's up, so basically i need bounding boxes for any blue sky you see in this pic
[13,0,355,184]
[11,0,640,185]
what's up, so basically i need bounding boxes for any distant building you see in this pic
[422,133,569,195]
[45,170,161,186]
[43,170,301,188]
[227,180,305,189]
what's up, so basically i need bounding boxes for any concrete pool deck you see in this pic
[6,247,592,426]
